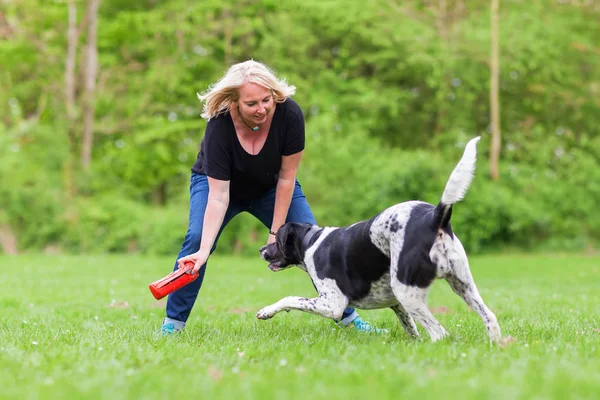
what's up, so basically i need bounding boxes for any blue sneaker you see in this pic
[351,316,389,334]
[161,318,185,335]
[161,322,176,335]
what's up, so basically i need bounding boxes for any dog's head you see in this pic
[259,222,313,271]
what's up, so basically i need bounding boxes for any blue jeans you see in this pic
[165,173,357,324]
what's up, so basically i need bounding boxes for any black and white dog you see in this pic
[258,137,501,343]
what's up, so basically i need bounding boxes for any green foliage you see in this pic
[0,0,599,255]
[0,119,67,250]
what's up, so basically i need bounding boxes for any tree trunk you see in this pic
[223,8,232,68]
[0,223,18,255]
[151,182,167,206]
[434,0,449,143]
[81,0,101,170]
[489,0,501,181]
[65,0,78,197]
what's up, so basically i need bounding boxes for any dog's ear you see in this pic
[276,223,294,248]
[276,223,303,264]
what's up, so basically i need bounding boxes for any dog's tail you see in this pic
[433,136,481,229]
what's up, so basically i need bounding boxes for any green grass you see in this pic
[1,253,599,400]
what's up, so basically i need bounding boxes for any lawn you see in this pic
[1,253,599,400]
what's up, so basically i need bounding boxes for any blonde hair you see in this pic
[197,60,296,120]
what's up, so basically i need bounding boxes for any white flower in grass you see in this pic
[232,366,240,374]
[32,341,38,345]
[461,353,467,358]
[279,359,288,367]
[94,316,99,320]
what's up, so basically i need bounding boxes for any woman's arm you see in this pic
[178,177,230,274]
[269,151,304,243]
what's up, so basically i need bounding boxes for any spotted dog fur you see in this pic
[258,137,501,343]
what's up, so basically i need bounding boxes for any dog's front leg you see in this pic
[257,295,349,321]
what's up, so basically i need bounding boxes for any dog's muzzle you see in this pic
[259,244,284,271]
[259,245,268,261]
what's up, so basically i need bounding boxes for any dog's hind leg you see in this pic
[391,283,449,342]
[446,275,501,343]
[390,303,419,338]
[445,238,501,343]
[445,271,501,343]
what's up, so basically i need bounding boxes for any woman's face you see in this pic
[236,82,274,127]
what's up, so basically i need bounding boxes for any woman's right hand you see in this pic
[177,248,209,275]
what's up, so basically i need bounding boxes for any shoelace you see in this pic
[353,317,388,333]
[354,318,373,331]
[161,322,175,333]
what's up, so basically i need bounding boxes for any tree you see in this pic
[81,0,101,170]
[489,0,501,181]
[65,0,78,197]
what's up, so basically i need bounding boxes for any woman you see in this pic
[161,60,383,334]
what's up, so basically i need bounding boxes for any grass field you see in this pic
[1,253,599,400]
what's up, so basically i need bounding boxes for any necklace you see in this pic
[238,112,259,131]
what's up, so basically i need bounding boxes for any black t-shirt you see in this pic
[192,98,305,200]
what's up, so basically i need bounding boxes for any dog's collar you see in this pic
[301,226,320,251]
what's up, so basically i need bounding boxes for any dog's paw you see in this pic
[256,306,277,320]
[430,328,450,342]
[490,327,503,345]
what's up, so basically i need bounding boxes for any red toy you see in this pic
[149,261,199,300]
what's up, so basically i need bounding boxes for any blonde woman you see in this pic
[161,60,383,334]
